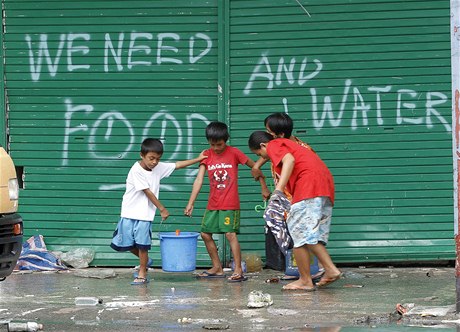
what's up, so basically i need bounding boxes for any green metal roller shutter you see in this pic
[3,0,218,266]
[229,0,454,262]
[2,0,454,267]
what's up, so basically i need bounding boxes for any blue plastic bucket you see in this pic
[285,249,319,277]
[159,232,199,272]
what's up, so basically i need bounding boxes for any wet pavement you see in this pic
[0,266,459,331]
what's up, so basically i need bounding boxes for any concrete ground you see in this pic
[0,266,459,331]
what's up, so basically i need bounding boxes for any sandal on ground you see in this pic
[228,273,248,282]
[130,277,150,285]
[282,284,316,292]
[312,269,326,284]
[280,275,299,281]
[316,272,343,287]
[196,271,226,279]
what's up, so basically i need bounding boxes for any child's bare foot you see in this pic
[282,279,315,291]
[233,268,243,277]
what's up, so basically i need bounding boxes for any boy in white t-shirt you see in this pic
[111,138,207,285]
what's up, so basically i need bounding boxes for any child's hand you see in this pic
[198,150,208,161]
[184,204,194,216]
[251,168,264,180]
[160,207,170,221]
[261,187,271,200]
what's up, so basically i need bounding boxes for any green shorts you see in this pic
[201,210,240,234]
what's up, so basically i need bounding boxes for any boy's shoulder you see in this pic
[128,161,141,171]
[226,145,246,154]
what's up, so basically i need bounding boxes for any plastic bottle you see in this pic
[74,297,102,306]
[7,322,43,332]
[230,259,247,273]
[244,253,263,272]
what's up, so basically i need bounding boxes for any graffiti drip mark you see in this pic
[105,116,114,140]
[283,98,289,114]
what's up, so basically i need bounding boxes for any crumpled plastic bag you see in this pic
[61,248,95,269]
[16,235,67,271]
[247,290,273,308]
[396,303,455,317]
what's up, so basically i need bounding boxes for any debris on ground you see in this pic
[396,303,455,317]
[7,321,43,331]
[426,269,435,277]
[61,248,95,269]
[247,290,273,308]
[202,324,230,330]
[74,297,103,306]
[15,235,67,272]
[342,271,367,279]
[73,268,116,279]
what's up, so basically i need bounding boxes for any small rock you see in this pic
[426,270,435,277]
[343,284,363,288]
[74,268,116,279]
[423,296,438,301]
[343,271,366,279]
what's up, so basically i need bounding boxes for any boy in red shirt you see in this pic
[185,122,269,282]
[248,131,342,291]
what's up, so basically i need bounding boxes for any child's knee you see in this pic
[201,232,213,241]
[225,232,237,242]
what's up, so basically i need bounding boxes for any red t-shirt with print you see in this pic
[267,138,334,205]
[201,146,248,210]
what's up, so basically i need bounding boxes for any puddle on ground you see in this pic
[321,326,457,332]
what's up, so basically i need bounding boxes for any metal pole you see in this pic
[451,0,460,314]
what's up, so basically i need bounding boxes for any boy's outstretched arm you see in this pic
[184,164,206,216]
[143,188,169,221]
[251,156,268,181]
[245,159,270,200]
[175,150,207,169]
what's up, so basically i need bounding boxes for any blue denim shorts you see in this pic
[110,217,152,251]
[286,197,333,248]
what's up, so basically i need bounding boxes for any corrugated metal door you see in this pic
[2,0,455,266]
[3,1,219,266]
[229,0,454,262]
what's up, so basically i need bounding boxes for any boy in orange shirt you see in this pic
[249,131,341,291]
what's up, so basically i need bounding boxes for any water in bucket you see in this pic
[159,232,199,272]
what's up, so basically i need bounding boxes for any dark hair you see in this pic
[264,112,293,138]
[248,131,273,150]
[140,138,163,155]
[205,121,229,142]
